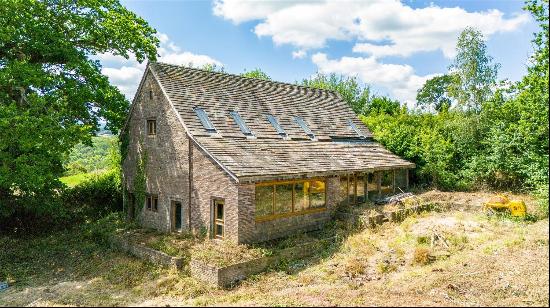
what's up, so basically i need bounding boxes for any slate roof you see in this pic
[148,62,414,182]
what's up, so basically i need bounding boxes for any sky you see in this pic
[100,0,538,107]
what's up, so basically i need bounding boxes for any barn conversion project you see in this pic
[122,62,414,244]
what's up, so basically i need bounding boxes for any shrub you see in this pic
[413,246,434,265]
[61,169,123,221]
[81,212,128,246]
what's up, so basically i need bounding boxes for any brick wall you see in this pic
[122,71,190,232]
[190,142,239,242]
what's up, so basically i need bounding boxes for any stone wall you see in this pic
[190,237,336,288]
[122,71,190,232]
[110,235,184,270]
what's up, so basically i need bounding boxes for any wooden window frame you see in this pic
[255,178,327,222]
[147,118,157,136]
[146,194,159,212]
[212,198,225,240]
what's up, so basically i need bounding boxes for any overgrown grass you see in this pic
[191,240,269,267]
[60,172,95,187]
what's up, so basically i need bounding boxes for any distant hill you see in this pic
[63,135,117,176]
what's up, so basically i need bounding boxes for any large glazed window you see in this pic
[255,185,274,217]
[309,180,326,208]
[274,184,293,214]
[255,179,326,221]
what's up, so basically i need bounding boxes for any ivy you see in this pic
[132,141,148,221]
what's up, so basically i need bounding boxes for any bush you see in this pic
[413,246,434,265]
[61,169,123,222]
[81,212,129,246]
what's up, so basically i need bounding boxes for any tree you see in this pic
[0,0,159,218]
[448,27,500,112]
[201,63,225,73]
[416,75,453,112]
[364,96,401,116]
[300,73,372,114]
[241,68,271,80]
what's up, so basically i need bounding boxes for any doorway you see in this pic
[213,199,224,239]
[171,200,183,232]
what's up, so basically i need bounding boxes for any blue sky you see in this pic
[102,0,537,106]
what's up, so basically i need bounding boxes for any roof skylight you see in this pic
[348,119,366,138]
[267,114,287,137]
[230,111,254,136]
[194,107,216,133]
[294,116,315,140]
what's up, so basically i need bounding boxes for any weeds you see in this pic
[413,246,434,265]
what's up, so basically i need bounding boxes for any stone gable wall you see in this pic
[122,71,190,232]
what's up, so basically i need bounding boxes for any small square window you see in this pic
[146,195,159,212]
[147,119,156,136]
[146,196,152,211]
[152,196,158,212]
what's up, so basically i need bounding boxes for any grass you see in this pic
[191,240,269,267]
[60,172,93,187]
[0,190,548,306]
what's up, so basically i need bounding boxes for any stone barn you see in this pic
[121,62,414,243]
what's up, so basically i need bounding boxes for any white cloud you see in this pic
[214,0,529,58]
[292,50,307,59]
[214,0,529,106]
[212,0,299,24]
[312,53,438,106]
[99,33,222,99]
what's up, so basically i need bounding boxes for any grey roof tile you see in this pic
[149,62,414,180]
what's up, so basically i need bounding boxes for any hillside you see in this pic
[0,191,547,306]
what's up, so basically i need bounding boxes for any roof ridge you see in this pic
[150,61,342,98]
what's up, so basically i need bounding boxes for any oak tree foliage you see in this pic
[0,0,159,217]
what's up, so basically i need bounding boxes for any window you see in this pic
[294,181,309,212]
[341,173,365,205]
[230,111,254,136]
[213,199,224,239]
[149,90,153,100]
[194,107,217,133]
[294,116,315,139]
[146,195,158,212]
[367,173,378,200]
[309,180,326,208]
[274,184,293,214]
[255,179,326,221]
[147,119,156,136]
[267,114,287,137]
[348,119,366,138]
[255,185,274,217]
